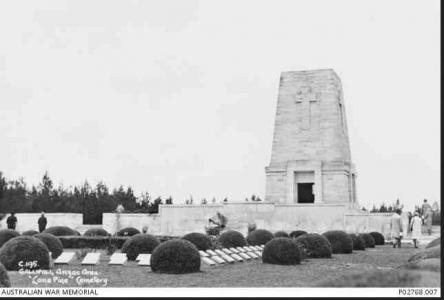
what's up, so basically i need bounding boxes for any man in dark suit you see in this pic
[38,212,47,232]
[6,213,17,230]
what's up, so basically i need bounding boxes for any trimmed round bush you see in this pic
[34,233,63,259]
[317,269,441,287]
[218,230,247,248]
[274,231,290,238]
[0,236,50,271]
[369,232,385,245]
[349,233,366,250]
[426,237,440,249]
[247,229,274,246]
[116,227,140,237]
[262,237,301,265]
[295,233,332,258]
[43,226,77,236]
[83,228,110,237]
[121,234,160,260]
[182,232,212,251]
[0,229,20,247]
[150,239,201,274]
[289,230,307,239]
[360,233,375,248]
[22,230,39,236]
[322,230,353,254]
[0,262,11,287]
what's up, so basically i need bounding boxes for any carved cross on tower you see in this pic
[294,86,318,130]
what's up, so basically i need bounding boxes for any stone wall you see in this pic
[102,213,161,235]
[102,203,397,237]
[0,209,400,238]
[0,213,83,233]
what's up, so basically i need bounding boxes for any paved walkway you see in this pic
[392,225,440,247]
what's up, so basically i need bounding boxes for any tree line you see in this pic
[0,171,169,224]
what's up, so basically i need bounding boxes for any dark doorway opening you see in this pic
[298,183,314,203]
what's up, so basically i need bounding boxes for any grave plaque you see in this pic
[109,253,127,265]
[54,252,75,265]
[81,253,101,265]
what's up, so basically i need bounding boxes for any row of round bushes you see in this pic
[1,233,438,288]
[0,227,389,277]
[2,226,142,241]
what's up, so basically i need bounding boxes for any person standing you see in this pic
[209,211,228,229]
[38,212,47,232]
[247,222,257,236]
[409,212,422,248]
[421,199,433,235]
[407,211,413,234]
[115,202,125,234]
[216,212,228,230]
[6,213,17,230]
[390,209,403,248]
[207,211,228,236]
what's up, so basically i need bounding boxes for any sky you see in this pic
[0,0,440,212]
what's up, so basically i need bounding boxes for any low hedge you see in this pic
[59,236,129,249]
[262,237,301,265]
[0,229,20,247]
[43,226,78,236]
[349,233,366,250]
[317,269,441,287]
[121,234,160,260]
[360,233,375,248]
[22,230,39,236]
[182,232,213,251]
[58,235,176,249]
[116,227,140,237]
[322,231,353,254]
[247,229,274,246]
[289,230,307,239]
[369,232,385,245]
[218,230,247,248]
[0,236,50,271]
[150,239,201,274]
[295,233,332,258]
[0,263,10,287]
[274,231,290,238]
[34,233,64,259]
[83,228,110,237]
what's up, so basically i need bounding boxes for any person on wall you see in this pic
[115,203,125,233]
[38,212,47,232]
[6,212,17,230]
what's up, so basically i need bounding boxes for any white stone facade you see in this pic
[265,69,358,206]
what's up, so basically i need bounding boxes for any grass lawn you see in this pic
[7,244,431,288]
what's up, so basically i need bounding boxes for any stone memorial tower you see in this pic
[265,69,358,207]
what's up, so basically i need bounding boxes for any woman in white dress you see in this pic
[410,212,422,248]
